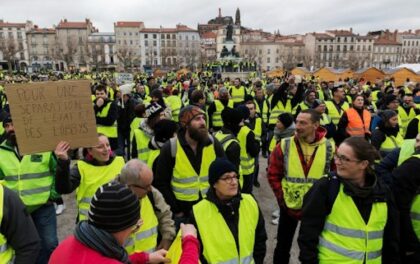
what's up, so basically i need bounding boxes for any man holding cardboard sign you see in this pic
[0,114,59,264]
[0,80,98,263]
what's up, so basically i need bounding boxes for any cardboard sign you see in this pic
[115,73,133,85]
[5,80,98,155]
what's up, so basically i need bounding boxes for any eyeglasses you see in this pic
[131,219,143,234]
[334,153,361,163]
[219,175,239,184]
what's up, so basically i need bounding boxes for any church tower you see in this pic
[235,8,241,26]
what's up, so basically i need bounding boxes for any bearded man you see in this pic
[154,105,225,228]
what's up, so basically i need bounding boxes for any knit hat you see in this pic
[208,158,238,186]
[154,119,178,143]
[179,105,205,128]
[236,105,250,120]
[222,107,243,126]
[277,112,294,128]
[88,182,140,233]
[311,99,325,109]
[145,102,164,119]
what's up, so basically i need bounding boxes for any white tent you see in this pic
[395,64,420,73]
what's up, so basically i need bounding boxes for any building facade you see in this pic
[88,32,117,71]
[55,18,97,71]
[114,21,144,71]
[0,20,33,71]
[27,26,57,71]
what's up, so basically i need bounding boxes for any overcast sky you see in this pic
[2,0,420,35]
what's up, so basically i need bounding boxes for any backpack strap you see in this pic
[327,172,340,214]
[170,137,177,158]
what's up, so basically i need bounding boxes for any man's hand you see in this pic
[148,249,170,263]
[96,97,104,107]
[180,223,197,239]
[54,141,70,160]
[157,239,172,250]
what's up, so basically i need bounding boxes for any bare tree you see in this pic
[54,36,78,71]
[0,37,25,73]
[116,46,140,72]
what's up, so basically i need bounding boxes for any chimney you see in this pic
[64,18,67,23]
[350,27,353,33]
[409,29,412,34]
[218,8,222,18]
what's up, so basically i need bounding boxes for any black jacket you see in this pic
[117,98,136,132]
[94,99,118,126]
[298,173,400,264]
[393,155,420,262]
[189,189,267,264]
[153,131,225,215]
[1,186,40,264]
[371,122,400,158]
[219,128,241,171]
[405,117,420,140]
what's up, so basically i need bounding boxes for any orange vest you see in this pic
[345,108,371,137]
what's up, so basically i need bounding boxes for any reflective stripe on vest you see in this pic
[171,137,216,201]
[134,128,151,162]
[0,185,15,264]
[269,100,292,124]
[193,194,258,264]
[125,195,159,254]
[238,126,255,175]
[325,101,349,125]
[76,157,125,220]
[281,136,333,209]
[318,184,387,263]
[0,145,53,207]
[345,108,371,137]
[213,100,234,127]
[96,101,117,138]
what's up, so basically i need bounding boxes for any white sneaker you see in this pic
[56,204,65,215]
[271,217,279,225]
[272,209,280,218]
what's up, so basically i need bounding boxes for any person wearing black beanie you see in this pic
[214,107,242,172]
[49,182,169,264]
[189,158,267,264]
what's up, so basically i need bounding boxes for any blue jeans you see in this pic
[31,203,58,264]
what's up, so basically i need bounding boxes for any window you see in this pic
[350,45,353,51]
[276,49,279,54]
[337,37,340,42]
[267,57,270,63]
[344,37,347,42]
[153,34,157,39]
[124,32,126,36]
[172,34,176,39]
[161,34,165,39]
[145,34,148,39]
[323,45,327,52]
[145,41,148,47]
[267,49,271,54]
[8,32,13,38]
[337,45,340,51]
[17,32,22,39]
[130,40,133,45]
[153,40,157,46]
[259,49,262,55]
[318,45,321,52]
[357,45,360,51]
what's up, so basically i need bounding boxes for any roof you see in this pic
[201,31,217,39]
[374,38,401,45]
[313,33,334,40]
[176,24,196,32]
[355,67,385,74]
[327,30,356,36]
[114,21,144,28]
[57,20,89,29]
[90,32,115,37]
[140,28,177,33]
[28,28,55,34]
[317,67,352,74]
[0,22,26,28]
[395,64,420,73]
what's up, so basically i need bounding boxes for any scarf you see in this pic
[341,172,377,199]
[139,119,154,138]
[75,221,129,263]
[274,123,296,142]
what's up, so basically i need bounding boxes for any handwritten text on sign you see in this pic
[6,81,98,155]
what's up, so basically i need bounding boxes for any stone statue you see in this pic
[231,45,239,57]
[226,23,233,41]
[221,46,229,58]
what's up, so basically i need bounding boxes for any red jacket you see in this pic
[48,236,149,264]
[267,127,335,220]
